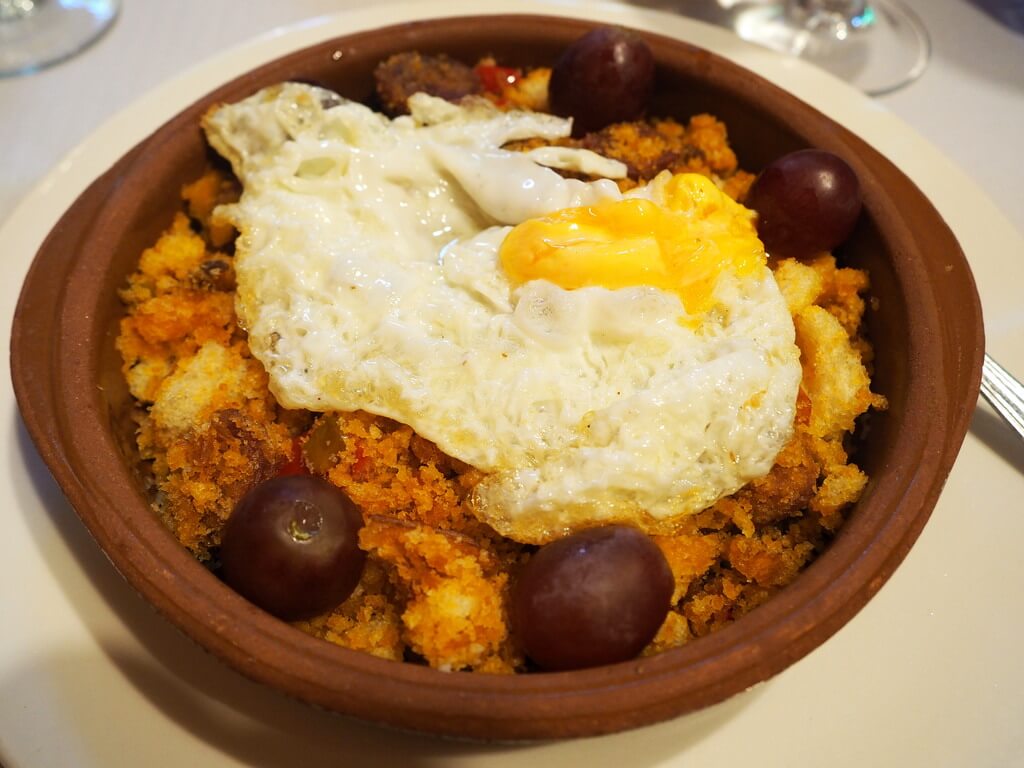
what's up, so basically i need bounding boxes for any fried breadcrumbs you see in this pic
[117,63,885,673]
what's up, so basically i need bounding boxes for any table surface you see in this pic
[1,1,1022,767]
[1,0,1021,236]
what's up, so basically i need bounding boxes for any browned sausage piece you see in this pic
[374,52,482,116]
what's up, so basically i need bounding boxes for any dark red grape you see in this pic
[549,26,655,136]
[220,475,365,621]
[511,525,673,671]
[746,149,863,258]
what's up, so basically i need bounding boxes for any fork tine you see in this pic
[980,354,1024,440]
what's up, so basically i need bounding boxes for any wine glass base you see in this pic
[668,0,931,96]
[0,0,120,78]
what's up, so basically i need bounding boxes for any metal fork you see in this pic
[980,354,1024,441]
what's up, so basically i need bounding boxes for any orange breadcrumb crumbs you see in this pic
[117,79,886,671]
[294,558,405,661]
[578,115,741,187]
[361,517,521,672]
[181,168,240,248]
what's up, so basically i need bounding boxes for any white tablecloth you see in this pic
[1,2,1022,767]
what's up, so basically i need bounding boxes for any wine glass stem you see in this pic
[787,0,868,21]
[785,0,876,41]
[786,0,868,15]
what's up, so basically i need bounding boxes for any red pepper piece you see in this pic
[352,442,372,477]
[475,64,520,94]
[277,438,306,477]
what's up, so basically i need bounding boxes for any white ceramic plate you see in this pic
[2,2,1022,766]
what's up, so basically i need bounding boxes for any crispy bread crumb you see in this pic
[119,96,887,668]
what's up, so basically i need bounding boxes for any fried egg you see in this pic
[204,83,801,543]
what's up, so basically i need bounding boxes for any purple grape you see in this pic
[220,475,365,621]
[747,149,863,257]
[549,26,655,136]
[512,525,674,671]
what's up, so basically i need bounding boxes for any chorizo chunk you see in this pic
[374,52,481,115]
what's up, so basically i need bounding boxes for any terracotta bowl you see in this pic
[10,15,983,740]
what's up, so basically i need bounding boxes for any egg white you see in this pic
[204,83,801,543]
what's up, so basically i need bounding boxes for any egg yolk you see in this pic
[499,172,765,317]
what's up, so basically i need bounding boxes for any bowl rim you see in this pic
[10,13,984,740]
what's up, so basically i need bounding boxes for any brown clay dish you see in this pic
[10,15,983,740]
